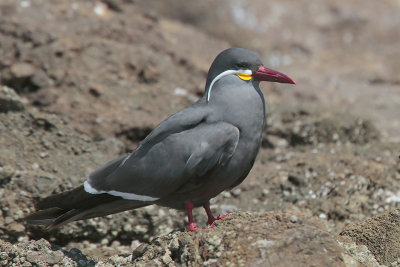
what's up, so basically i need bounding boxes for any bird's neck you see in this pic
[206,77,266,135]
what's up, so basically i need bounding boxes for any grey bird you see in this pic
[26,48,295,231]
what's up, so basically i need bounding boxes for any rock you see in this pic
[339,208,400,265]
[0,165,15,182]
[30,69,54,88]
[0,86,26,112]
[3,63,41,93]
[288,174,306,187]
[138,64,160,84]
[10,63,36,78]
[0,238,78,266]
[339,241,381,267]
[132,244,148,260]
[26,250,64,265]
[132,211,346,266]
[6,222,25,235]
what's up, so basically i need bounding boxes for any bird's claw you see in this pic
[216,213,230,220]
[207,213,231,225]
[187,222,201,232]
[188,224,217,231]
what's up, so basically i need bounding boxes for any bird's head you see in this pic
[205,48,295,102]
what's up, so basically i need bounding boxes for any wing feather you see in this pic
[86,105,239,201]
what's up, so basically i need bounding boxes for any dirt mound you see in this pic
[0,0,227,148]
[132,211,345,267]
[264,106,379,147]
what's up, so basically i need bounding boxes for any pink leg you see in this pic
[185,201,200,231]
[203,204,230,225]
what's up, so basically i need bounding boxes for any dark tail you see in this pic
[25,185,149,229]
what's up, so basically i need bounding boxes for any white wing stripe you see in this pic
[83,181,159,201]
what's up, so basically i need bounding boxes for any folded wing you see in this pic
[85,105,240,201]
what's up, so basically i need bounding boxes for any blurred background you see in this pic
[0,0,400,264]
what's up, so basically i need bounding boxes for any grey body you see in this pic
[26,48,294,229]
[90,76,265,209]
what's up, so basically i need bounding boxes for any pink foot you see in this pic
[185,201,202,232]
[187,222,201,232]
[216,213,230,220]
[203,204,231,225]
[207,213,231,225]
[185,201,231,231]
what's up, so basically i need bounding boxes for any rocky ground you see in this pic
[0,0,400,266]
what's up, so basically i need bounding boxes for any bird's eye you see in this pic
[237,62,248,69]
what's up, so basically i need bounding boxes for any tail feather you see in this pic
[25,207,66,226]
[25,207,81,230]
[26,185,150,229]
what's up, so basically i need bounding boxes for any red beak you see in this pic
[253,65,296,84]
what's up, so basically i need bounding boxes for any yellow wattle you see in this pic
[237,73,252,81]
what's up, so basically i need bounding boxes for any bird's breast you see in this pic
[202,83,265,192]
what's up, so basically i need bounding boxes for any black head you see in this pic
[206,48,262,88]
[205,48,295,102]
